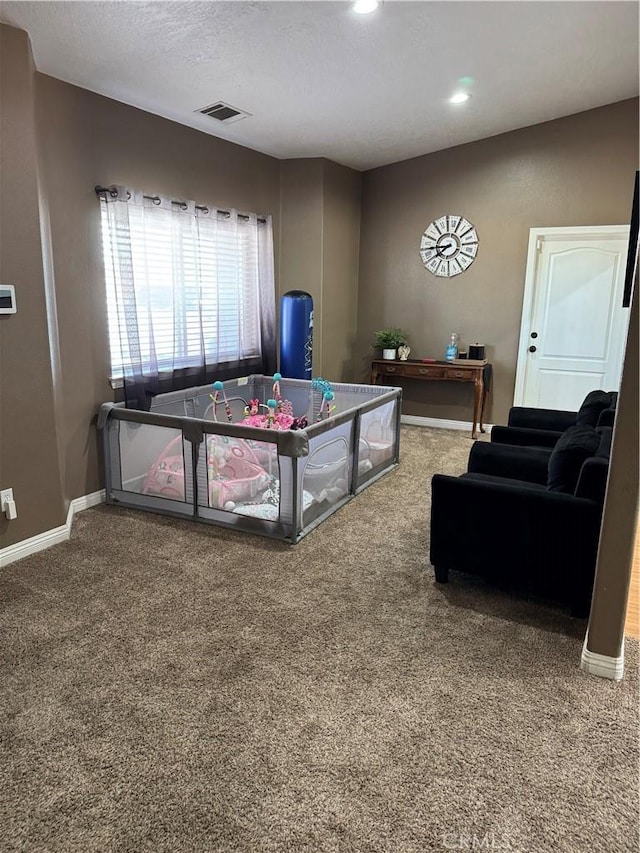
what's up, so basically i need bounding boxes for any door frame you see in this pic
[514,224,630,407]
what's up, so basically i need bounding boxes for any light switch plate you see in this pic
[0,285,16,314]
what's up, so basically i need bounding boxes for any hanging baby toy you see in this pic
[210,380,233,423]
[266,399,278,429]
[311,377,336,421]
[239,373,299,430]
[240,378,295,430]
[273,372,295,418]
[320,389,336,419]
[243,398,260,417]
[272,372,282,403]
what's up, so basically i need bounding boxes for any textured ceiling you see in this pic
[2,1,638,170]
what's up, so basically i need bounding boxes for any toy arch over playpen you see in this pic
[98,375,402,543]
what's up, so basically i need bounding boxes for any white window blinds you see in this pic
[99,192,273,379]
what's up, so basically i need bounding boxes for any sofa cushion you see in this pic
[576,390,614,427]
[547,425,600,494]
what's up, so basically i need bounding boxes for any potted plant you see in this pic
[374,328,408,360]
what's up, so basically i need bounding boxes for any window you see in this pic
[99,192,273,380]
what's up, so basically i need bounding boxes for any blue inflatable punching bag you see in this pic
[279,290,313,380]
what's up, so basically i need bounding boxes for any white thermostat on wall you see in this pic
[0,285,16,314]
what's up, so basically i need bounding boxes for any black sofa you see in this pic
[491,390,617,450]
[429,425,612,617]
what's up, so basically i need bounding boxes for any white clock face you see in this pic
[419,215,479,277]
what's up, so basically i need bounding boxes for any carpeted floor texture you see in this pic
[1,426,638,853]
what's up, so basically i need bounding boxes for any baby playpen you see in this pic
[98,375,401,543]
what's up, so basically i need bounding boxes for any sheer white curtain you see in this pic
[99,186,276,409]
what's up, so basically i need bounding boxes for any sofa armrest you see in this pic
[507,407,577,432]
[575,457,609,507]
[491,425,564,449]
[596,407,616,429]
[431,472,599,539]
[468,441,551,484]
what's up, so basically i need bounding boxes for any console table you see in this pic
[370,359,490,439]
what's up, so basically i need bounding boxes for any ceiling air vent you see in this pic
[196,101,251,124]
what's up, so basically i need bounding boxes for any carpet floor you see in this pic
[1,426,638,853]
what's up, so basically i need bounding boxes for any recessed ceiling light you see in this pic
[449,92,471,104]
[353,0,378,14]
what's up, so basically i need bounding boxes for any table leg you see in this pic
[472,374,483,439]
[370,366,379,385]
[479,385,488,434]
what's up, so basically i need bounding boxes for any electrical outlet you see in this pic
[1,488,17,520]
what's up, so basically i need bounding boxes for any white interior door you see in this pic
[515,226,631,411]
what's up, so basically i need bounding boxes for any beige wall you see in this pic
[0,26,66,548]
[279,159,325,370]
[357,99,639,424]
[322,160,362,383]
[279,158,361,382]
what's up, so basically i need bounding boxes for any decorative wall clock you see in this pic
[419,215,479,277]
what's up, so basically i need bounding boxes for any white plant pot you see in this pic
[382,348,397,360]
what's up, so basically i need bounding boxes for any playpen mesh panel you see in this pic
[301,419,353,529]
[357,400,397,484]
[278,383,313,420]
[144,377,393,426]
[119,422,185,500]
[149,397,193,417]
[201,434,281,521]
[198,394,251,423]
[224,377,311,423]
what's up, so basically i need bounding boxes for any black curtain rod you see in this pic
[94,186,266,223]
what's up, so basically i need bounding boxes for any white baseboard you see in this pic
[580,632,625,681]
[0,489,105,568]
[401,414,493,433]
[70,489,106,513]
